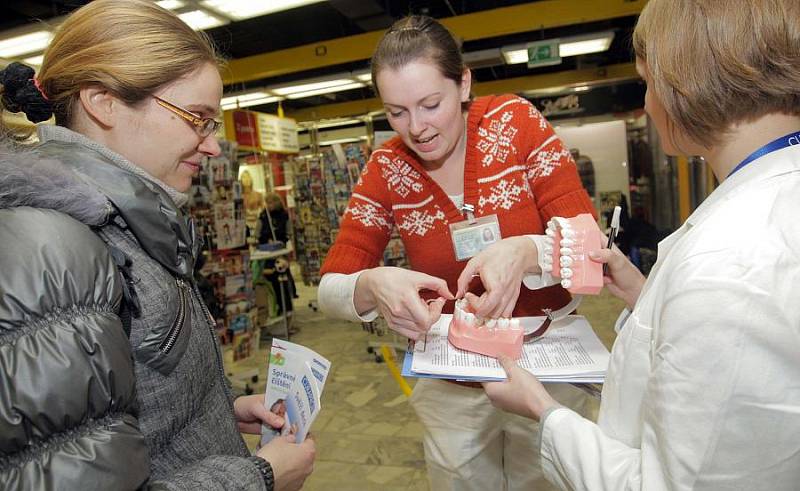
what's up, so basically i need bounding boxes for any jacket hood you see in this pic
[0,139,199,280]
[0,140,111,226]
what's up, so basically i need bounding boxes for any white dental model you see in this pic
[544,213,604,295]
[447,298,524,359]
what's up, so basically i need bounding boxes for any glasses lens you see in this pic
[198,119,214,137]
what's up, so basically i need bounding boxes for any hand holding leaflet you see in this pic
[261,340,331,446]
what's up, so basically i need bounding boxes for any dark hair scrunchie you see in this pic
[0,61,54,123]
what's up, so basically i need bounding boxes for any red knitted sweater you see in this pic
[321,94,595,316]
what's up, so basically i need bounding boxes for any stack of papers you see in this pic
[402,314,609,383]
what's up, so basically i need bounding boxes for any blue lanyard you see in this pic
[727,131,800,178]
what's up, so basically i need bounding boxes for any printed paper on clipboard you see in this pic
[402,314,608,383]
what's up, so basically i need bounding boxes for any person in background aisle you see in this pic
[0,1,313,489]
[483,0,800,489]
[259,192,299,316]
[241,169,265,236]
[317,15,595,491]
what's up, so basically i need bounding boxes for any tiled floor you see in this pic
[225,270,626,491]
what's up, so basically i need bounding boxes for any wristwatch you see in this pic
[249,456,275,490]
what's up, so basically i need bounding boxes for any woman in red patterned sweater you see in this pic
[318,15,595,491]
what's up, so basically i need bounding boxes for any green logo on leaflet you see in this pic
[269,352,286,366]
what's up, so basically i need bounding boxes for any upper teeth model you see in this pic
[447,298,524,359]
[545,213,604,295]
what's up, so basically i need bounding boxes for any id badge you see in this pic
[449,214,502,261]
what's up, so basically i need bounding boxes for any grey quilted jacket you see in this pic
[0,128,272,490]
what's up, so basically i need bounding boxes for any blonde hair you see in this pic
[38,0,222,126]
[633,0,800,147]
[265,192,284,211]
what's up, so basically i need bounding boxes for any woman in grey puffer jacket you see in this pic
[0,1,315,490]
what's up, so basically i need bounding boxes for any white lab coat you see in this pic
[539,145,800,490]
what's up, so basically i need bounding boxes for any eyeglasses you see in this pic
[153,95,221,138]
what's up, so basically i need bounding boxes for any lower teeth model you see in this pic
[545,213,604,295]
[447,298,524,359]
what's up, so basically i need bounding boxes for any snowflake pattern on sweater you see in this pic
[377,151,423,198]
[345,193,392,231]
[340,96,580,238]
[396,204,447,237]
[476,110,518,167]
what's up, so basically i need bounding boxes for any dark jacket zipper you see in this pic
[158,278,187,353]
[191,284,236,409]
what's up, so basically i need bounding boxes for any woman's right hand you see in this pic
[257,434,316,491]
[589,246,646,310]
[356,267,454,339]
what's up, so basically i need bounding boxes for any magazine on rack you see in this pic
[402,315,610,383]
[260,339,331,445]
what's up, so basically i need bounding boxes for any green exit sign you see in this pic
[527,39,561,68]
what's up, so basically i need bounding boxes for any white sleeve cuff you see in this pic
[318,272,379,322]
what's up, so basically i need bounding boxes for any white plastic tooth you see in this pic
[542,263,552,273]
[561,267,573,278]
[510,318,520,330]
[486,318,497,329]
[544,245,553,254]
[560,247,574,256]
[560,256,573,267]
[560,238,575,247]
[555,217,570,228]
[561,279,572,289]
[545,228,555,237]
[465,312,476,324]
[562,228,576,238]
[498,318,509,329]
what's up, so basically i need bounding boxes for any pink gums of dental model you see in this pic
[548,213,604,295]
[447,299,524,359]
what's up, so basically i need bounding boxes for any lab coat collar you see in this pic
[685,145,800,230]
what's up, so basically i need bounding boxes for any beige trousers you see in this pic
[409,378,589,491]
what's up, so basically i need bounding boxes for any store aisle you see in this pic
[227,268,625,491]
[229,274,428,491]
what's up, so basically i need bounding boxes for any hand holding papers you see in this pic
[403,314,609,383]
[261,339,331,446]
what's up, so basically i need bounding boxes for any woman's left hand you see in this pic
[482,355,559,421]
[455,236,538,318]
[234,394,284,434]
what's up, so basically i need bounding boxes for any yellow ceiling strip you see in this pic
[224,0,646,85]
[286,62,639,122]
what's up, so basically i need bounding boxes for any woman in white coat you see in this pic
[483,0,800,489]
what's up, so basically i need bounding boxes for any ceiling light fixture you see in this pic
[23,54,45,66]
[0,30,52,58]
[285,81,365,100]
[221,91,281,110]
[299,118,364,130]
[352,70,373,83]
[272,78,357,96]
[317,136,368,146]
[155,0,185,10]
[201,0,327,21]
[501,31,615,65]
[178,10,227,30]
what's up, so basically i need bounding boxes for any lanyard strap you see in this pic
[727,131,800,178]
